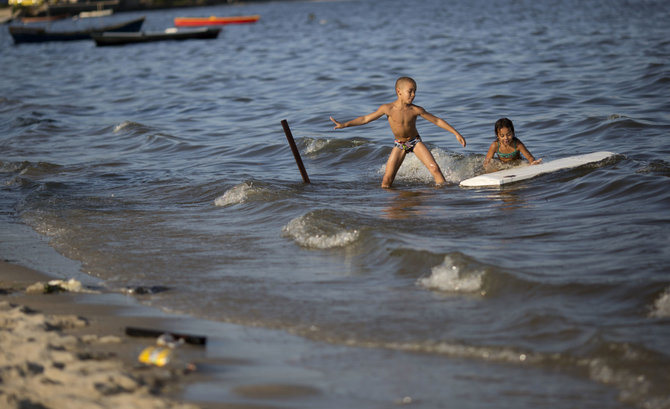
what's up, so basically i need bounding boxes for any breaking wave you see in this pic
[214,182,268,207]
[649,287,670,318]
[416,254,485,294]
[282,211,360,249]
[378,149,483,184]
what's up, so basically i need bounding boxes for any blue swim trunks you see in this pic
[394,135,421,152]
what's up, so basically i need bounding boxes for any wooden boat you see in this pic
[173,15,260,27]
[78,9,114,19]
[92,27,221,46]
[20,15,69,24]
[9,17,145,44]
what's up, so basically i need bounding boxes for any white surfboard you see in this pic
[459,151,616,188]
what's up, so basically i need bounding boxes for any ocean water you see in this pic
[2,0,670,407]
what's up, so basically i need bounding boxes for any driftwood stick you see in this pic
[281,119,311,184]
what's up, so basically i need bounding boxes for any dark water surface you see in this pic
[2,0,670,407]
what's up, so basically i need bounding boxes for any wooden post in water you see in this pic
[281,119,311,184]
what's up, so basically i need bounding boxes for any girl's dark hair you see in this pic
[494,118,515,138]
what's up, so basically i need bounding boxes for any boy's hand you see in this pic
[330,116,345,129]
[456,133,466,147]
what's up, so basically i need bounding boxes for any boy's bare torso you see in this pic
[383,102,422,142]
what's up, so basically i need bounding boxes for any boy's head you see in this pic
[395,77,417,103]
[395,77,416,92]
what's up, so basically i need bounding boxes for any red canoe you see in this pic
[174,15,260,27]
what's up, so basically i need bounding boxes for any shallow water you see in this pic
[2,0,670,407]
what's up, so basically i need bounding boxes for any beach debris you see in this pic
[123,285,171,295]
[125,326,207,346]
[138,346,173,367]
[157,333,185,348]
[136,332,197,372]
[137,344,197,372]
[25,278,99,294]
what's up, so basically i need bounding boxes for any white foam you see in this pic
[214,182,257,206]
[417,255,484,293]
[379,148,476,184]
[113,121,134,133]
[113,120,152,134]
[649,287,670,318]
[282,213,359,249]
[304,138,331,155]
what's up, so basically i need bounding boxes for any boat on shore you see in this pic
[92,27,221,46]
[9,17,145,44]
[174,15,260,27]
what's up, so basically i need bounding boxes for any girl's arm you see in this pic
[419,109,466,147]
[330,105,387,129]
[518,141,542,165]
[483,141,498,169]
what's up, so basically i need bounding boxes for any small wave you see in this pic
[350,337,670,409]
[378,148,478,185]
[214,182,265,207]
[282,211,360,249]
[573,115,653,140]
[1,161,64,188]
[14,114,57,128]
[302,137,367,156]
[300,320,670,409]
[113,120,152,135]
[579,339,670,409]
[381,340,536,366]
[649,287,670,318]
[636,160,670,178]
[304,138,332,155]
[416,255,485,294]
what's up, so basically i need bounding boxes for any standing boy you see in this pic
[330,77,466,188]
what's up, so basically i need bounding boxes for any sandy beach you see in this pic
[0,220,328,409]
[0,259,202,409]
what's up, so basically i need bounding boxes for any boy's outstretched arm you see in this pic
[419,110,467,147]
[330,105,387,129]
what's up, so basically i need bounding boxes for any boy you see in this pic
[330,77,466,188]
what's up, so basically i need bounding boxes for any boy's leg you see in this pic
[382,148,406,188]
[413,142,446,185]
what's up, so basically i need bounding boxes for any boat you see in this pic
[78,9,114,19]
[173,15,260,27]
[20,15,69,24]
[92,27,221,46]
[9,17,145,44]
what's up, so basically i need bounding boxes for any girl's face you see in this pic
[497,127,514,145]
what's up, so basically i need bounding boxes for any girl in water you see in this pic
[484,117,542,171]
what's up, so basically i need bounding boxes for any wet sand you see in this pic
[0,259,201,409]
[0,257,328,409]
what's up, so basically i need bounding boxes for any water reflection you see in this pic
[381,190,427,220]
[488,187,528,211]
